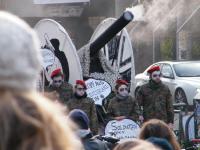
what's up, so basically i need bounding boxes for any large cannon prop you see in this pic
[35,11,135,95]
[78,11,135,90]
[89,11,133,57]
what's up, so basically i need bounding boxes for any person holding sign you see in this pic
[136,65,174,129]
[45,68,73,103]
[107,79,141,122]
[67,80,98,135]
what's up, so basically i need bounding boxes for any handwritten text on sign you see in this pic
[105,119,140,140]
[86,79,111,105]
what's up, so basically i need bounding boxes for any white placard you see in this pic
[105,119,140,140]
[41,48,55,69]
[86,79,111,105]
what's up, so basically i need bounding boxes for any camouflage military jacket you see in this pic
[107,95,140,122]
[67,97,99,135]
[45,82,73,104]
[103,91,115,110]
[136,82,174,123]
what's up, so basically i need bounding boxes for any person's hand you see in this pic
[139,115,144,122]
[114,116,126,121]
[168,123,174,130]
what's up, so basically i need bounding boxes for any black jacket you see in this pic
[78,130,109,150]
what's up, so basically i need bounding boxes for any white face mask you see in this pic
[75,85,86,97]
[151,71,161,83]
[118,85,129,97]
[52,76,63,88]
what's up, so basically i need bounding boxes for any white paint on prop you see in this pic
[41,48,55,69]
[35,19,82,85]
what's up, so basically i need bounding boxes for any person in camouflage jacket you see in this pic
[67,80,98,135]
[136,65,174,128]
[45,68,73,104]
[107,79,141,122]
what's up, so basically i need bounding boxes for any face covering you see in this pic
[151,71,161,83]
[76,90,85,97]
[118,89,129,97]
[117,85,129,99]
[74,92,87,99]
[52,76,63,88]
[75,86,87,99]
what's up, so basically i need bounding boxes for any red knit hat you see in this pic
[147,65,160,74]
[51,68,63,79]
[76,80,87,89]
[116,79,128,86]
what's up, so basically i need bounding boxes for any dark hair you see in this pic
[139,119,180,150]
[75,85,87,90]
[115,84,128,90]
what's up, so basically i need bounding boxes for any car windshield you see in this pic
[173,63,200,77]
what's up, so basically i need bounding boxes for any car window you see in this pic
[173,63,200,77]
[161,64,174,79]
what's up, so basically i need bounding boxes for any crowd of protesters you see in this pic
[0,11,181,150]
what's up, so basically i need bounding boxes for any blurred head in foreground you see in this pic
[139,119,180,150]
[114,139,161,150]
[0,11,81,150]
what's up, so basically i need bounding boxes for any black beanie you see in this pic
[69,109,89,130]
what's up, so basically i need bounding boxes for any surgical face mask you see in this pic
[151,71,161,83]
[118,85,129,97]
[52,76,63,88]
[75,85,86,97]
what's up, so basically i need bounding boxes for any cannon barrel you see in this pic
[90,11,134,57]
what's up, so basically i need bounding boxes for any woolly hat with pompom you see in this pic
[0,12,42,91]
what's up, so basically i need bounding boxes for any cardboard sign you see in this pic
[86,79,111,105]
[105,119,140,140]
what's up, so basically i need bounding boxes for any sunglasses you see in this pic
[53,80,62,83]
[152,74,161,78]
[119,88,128,92]
[77,88,86,91]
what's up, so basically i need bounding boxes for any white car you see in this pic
[135,61,200,106]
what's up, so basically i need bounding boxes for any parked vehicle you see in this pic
[135,61,200,106]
